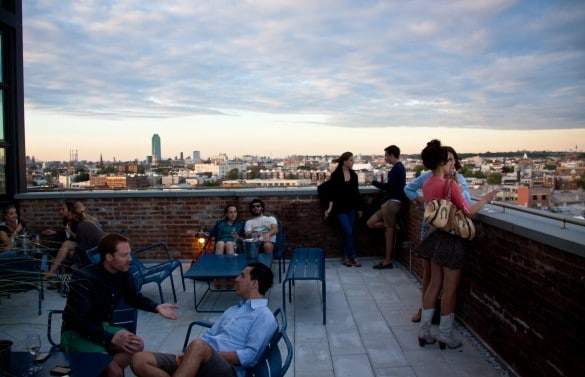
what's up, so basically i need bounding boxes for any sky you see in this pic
[22,0,585,162]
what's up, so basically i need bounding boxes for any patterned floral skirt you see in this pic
[414,228,466,269]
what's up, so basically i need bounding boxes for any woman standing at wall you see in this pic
[405,145,471,322]
[416,140,499,349]
[324,152,363,267]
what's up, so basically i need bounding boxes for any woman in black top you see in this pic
[0,205,28,251]
[324,152,362,267]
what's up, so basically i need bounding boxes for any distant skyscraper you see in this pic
[193,150,201,162]
[152,134,161,162]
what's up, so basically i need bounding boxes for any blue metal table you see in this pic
[185,253,272,312]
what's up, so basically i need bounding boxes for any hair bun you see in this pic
[427,139,442,148]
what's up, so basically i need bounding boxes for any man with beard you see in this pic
[244,198,278,254]
[60,234,179,377]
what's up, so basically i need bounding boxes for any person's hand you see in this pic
[357,210,363,219]
[156,303,179,320]
[175,352,184,365]
[483,189,500,202]
[111,330,144,354]
[324,209,331,219]
[41,229,56,237]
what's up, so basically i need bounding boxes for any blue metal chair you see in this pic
[130,242,185,303]
[274,220,287,282]
[182,308,292,377]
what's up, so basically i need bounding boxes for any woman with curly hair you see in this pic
[416,140,499,350]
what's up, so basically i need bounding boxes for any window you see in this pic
[0,30,6,196]
[1,2,26,202]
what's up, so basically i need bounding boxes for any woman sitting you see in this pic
[0,205,28,252]
[208,204,245,255]
[44,202,104,279]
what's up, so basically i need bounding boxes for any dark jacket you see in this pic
[62,263,158,347]
[329,168,362,213]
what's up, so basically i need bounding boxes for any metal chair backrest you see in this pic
[247,329,293,377]
[47,310,63,351]
[182,308,293,377]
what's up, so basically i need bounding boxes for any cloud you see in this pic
[22,0,585,132]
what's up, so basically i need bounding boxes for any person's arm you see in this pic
[121,273,160,313]
[468,189,500,216]
[208,220,220,240]
[233,311,278,368]
[244,220,253,238]
[324,171,341,217]
[404,171,430,202]
[456,173,472,204]
[264,221,278,242]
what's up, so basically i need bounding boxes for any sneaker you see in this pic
[341,258,352,267]
[351,259,362,267]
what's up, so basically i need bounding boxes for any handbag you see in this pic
[423,175,476,240]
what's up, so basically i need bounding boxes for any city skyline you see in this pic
[22,1,585,161]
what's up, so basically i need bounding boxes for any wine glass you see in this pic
[25,333,42,375]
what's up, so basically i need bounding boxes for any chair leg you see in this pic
[179,267,186,291]
[157,284,164,303]
[169,275,177,303]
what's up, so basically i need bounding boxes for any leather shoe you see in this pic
[373,262,393,269]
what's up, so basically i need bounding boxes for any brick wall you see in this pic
[395,204,584,377]
[16,191,584,377]
[17,192,387,260]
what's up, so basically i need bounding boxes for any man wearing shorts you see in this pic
[367,145,407,269]
[61,234,179,377]
[130,262,277,377]
[244,198,278,254]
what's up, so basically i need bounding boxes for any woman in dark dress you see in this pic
[324,152,363,267]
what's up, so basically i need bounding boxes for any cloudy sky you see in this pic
[23,0,585,162]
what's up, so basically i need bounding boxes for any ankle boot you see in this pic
[418,308,436,347]
[438,313,462,350]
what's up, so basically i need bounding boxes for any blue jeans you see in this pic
[335,210,357,259]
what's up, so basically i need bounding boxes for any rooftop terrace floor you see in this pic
[1,257,513,377]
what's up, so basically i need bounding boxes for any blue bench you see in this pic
[282,247,326,325]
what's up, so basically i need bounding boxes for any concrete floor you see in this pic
[0,257,513,377]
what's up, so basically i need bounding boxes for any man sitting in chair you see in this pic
[61,234,179,377]
[130,262,277,377]
[244,198,278,254]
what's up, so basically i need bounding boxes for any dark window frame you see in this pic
[1,0,26,206]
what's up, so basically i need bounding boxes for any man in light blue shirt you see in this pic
[130,262,277,377]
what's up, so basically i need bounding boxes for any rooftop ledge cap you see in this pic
[17,187,584,257]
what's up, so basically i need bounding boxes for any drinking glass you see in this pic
[24,333,42,375]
